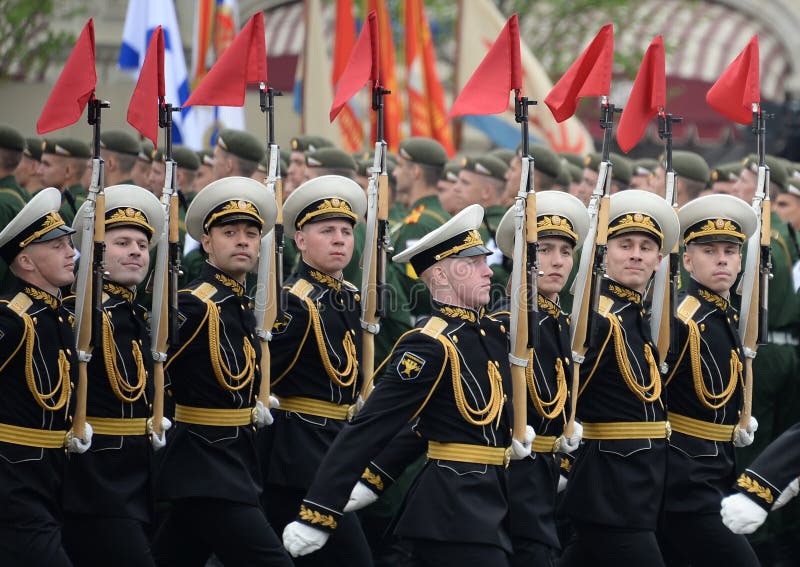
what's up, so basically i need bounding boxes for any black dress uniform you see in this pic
[659,280,760,566]
[560,278,669,566]
[261,261,371,567]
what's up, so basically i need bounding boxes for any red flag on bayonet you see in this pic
[449,14,522,118]
[183,12,266,107]
[545,24,614,123]
[368,0,402,150]
[330,10,379,122]
[127,26,164,148]
[706,35,760,125]
[332,0,365,152]
[37,19,97,134]
[617,35,665,153]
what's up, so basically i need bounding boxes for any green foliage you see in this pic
[0,0,88,80]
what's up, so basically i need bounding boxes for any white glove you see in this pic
[66,422,93,454]
[510,425,535,460]
[283,521,330,557]
[721,493,768,534]
[149,417,172,451]
[344,481,379,512]
[773,477,800,511]
[557,474,568,493]
[733,416,759,448]
[556,421,583,454]
[252,396,280,429]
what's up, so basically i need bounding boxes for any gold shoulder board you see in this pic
[191,282,217,301]
[598,296,614,317]
[289,278,314,300]
[676,296,701,323]
[6,292,32,315]
[420,316,448,339]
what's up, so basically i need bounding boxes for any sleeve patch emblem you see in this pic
[271,312,293,335]
[397,352,425,380]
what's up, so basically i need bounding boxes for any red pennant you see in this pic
[183,12,266,107]
[330,11,379,122]
[706,36,760,125]
[617,35,665,153]
[544,24,614,123]
[126,26,164,148]
[37,19,97,134]
[448,14,522,118]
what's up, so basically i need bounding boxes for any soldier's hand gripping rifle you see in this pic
[649,112,683,369]
[566,98,620,437]
[71,97,110,441]
[150,101,181,437]
[507,95,538,443]
[359,84,392,402]
[254,85,283,410]
[737,106,772,431]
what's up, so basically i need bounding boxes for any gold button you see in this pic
[66,349,71,356]
[700,323,706,332]
[453,335,459,343]
[617,315,623,321]
[58,316,63,323]
[500,325,506,333]
[480,329,486,336]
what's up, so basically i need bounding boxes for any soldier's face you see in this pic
[605,233,662,293]
[131,160,150,189]
[38,154,68,188]
[436,178,459,216]
[104,227,150,287]
[201,221,261,280]
[148,161,166,197]
[504,156,522,199]
[454,170,488,211]
[19,235,76,293]
[683,241,741,296]
[537,237,574,299]
[712,180,739,198]
[193,164,213,193]
[295,219,354,276]
[437,255,493,309]
[287,151,307,188]
[15,155,41,187]
[733,169,757,203]
[392,157,414,196]
[570,168,596,206]
[774,193,800,230]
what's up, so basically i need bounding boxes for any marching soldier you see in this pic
[0,188,91,566]
[658,194,760,566]
[211,128,264,181]
[283,204,531,567]
[285,135,334,195]
[494,192,589,566]
[38,137,91,225]
[559,190,679,565]
[62,185,167,567]
[261,175,371,566]
[99,130,140,186]
[152,177,292,566]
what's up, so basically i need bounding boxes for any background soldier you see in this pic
[132,140,154,192]
[15,136,44,195]
[560,190,679,566]
[211,128,264,181]
[285,135,333,195]
[98,129,140,186]
[0,125,31,292]
[0,188,90,566]
[494,192,588,567]
[152,177,292,567]
[658,194,760,566]
[283,204,530,567]
[38,137,91,225]
[62,185,168,567]
[262,175,371,567]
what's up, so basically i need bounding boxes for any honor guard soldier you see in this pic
[38,137,91,225]
[261,175,371,566]
[658,194,760,566]
[61,185,166,567]
[0,188,91,566]
[721,421,800,535]
[494,192,589,567]
[283,204,532,567]
[152,177,293,567]
[559,190,680,566]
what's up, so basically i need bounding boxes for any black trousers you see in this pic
[63,514,155,567]
[659,511,761,567]
[0,519,72,567]
[407,538,510,567]
[559,523,666,567]
[511,538,559,567]
[263,483,373,567]
[152,498,292,567]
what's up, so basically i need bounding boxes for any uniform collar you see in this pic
[103,280,136,302]
[22,283,60,310]
[602,278,642,305]
[688,278,729,312]
[433,300,484,323]
[538,293,561,318]
[298,261,343,291]
[202,262,245,296]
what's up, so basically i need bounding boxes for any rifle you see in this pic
[566,98,620,436]
[508,95,537,443]
[254,84,283,406]
[71,97,109,439]
[150,101,181,436]
[359,84,392,401]
[649,112,683,368]
[737,106,772,429]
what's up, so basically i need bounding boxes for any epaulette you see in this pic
[6,292,32,316]
[191,282,217,301]
[289,278,314,300]
[342,279,359,292]
[676,295,701,323]
[597,295,614,317]
[420,316,448,339]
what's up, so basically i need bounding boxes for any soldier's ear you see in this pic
[294,229,306,251]
[200,233,212,254]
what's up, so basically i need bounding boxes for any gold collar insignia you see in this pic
[103,282,135,302]
[538,294,561,318]
[697,288,728,311]
[309,269,342,291]
[24,286,58,309]
[607,283,642,304]
[214,273,244,296]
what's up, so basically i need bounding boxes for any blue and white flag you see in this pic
[119,0,191,144]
